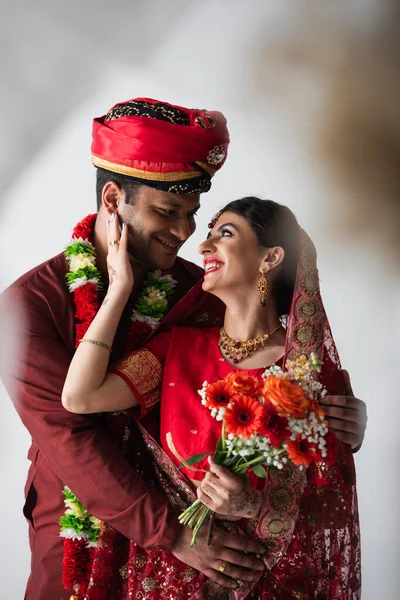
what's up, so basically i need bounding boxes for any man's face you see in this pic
[118,186,200,271]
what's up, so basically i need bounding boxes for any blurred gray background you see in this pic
[1,1,399,597]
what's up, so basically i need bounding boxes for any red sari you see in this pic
[81,231,361,600]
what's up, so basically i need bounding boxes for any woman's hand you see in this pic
[197,458,263,520]
[105,213,133,300]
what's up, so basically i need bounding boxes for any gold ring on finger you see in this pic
[218,560,228,573]
[109,240,120,246]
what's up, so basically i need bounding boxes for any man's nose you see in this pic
[170,217,193,242]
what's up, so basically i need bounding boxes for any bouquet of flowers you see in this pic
[179,353,338,546]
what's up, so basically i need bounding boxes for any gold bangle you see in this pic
[79,338,112,352]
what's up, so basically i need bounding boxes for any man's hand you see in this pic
[197,459,263,520]
[320,370,367,449]
[171,522,265,588]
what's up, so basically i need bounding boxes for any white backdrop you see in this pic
[1,2,399,598]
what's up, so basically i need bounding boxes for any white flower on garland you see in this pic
[59,528,89,541]
[68,276,100,292]
[64,498,86,518]
[131,310,160,330]
[69,253,96,272]
[152,270,177,286]
[144,286,168,307]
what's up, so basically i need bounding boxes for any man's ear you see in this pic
[101,181,124,215]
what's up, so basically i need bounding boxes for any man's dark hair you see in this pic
[219,197,301,316]
[95,167,143,210]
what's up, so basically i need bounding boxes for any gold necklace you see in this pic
[219,324,282,364]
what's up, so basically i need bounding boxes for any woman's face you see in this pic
[198,211,267,301]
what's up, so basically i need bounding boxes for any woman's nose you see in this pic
[198,236,215,256]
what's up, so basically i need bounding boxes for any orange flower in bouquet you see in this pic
[286,436,321,467]
[204,379,235,410]
[226,371,261,397]
[180,353,334,546]
[224,395,264,439]
[262,375,311,418]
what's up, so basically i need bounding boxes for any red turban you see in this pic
[91,97,229,194]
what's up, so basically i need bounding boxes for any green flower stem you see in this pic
[179,502,203,527]
[179,499,201,524]
[221,424,226,454]
[190,505,210,547]
[187,504,206,529]
[232,455,267,474]
[232,449,287,474]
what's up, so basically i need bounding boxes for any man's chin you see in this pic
[144,251,178,272]
[156,254,178,271]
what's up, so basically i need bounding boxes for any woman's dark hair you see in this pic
[95,167,142,210]
[219,197,300,316]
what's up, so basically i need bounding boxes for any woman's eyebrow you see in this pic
[217,222,239,232]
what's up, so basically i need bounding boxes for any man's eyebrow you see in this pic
[157,199,200,213]
[157,199,181,209]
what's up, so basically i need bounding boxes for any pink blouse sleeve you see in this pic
[109,331,172,418]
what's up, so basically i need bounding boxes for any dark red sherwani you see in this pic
[0,251,222,600]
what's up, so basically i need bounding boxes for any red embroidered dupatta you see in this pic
[81,231,361,600]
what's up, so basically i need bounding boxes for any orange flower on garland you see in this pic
[224,395,264,439]
[205,380,235,410]
[226,371,261,397]
[262,376,311,418]
[286,436,321,467]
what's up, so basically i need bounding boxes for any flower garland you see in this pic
[60,213,176,596]
[64,213,177,348]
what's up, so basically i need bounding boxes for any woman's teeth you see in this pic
[205,262,223,273]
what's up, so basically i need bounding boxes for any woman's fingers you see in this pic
[107,213,121,249]
[105,214,133,292]
[120,221,128,252]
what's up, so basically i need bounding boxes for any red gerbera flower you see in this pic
[259,400,290,447]
[205,380,235,410]
[286,435,320,467]
[224,395,264,439]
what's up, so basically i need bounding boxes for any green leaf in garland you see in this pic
[66,265,101,284]
[59,514,86,533]
[65,241,95,257]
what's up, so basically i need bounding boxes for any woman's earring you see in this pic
[258,272,268,307]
